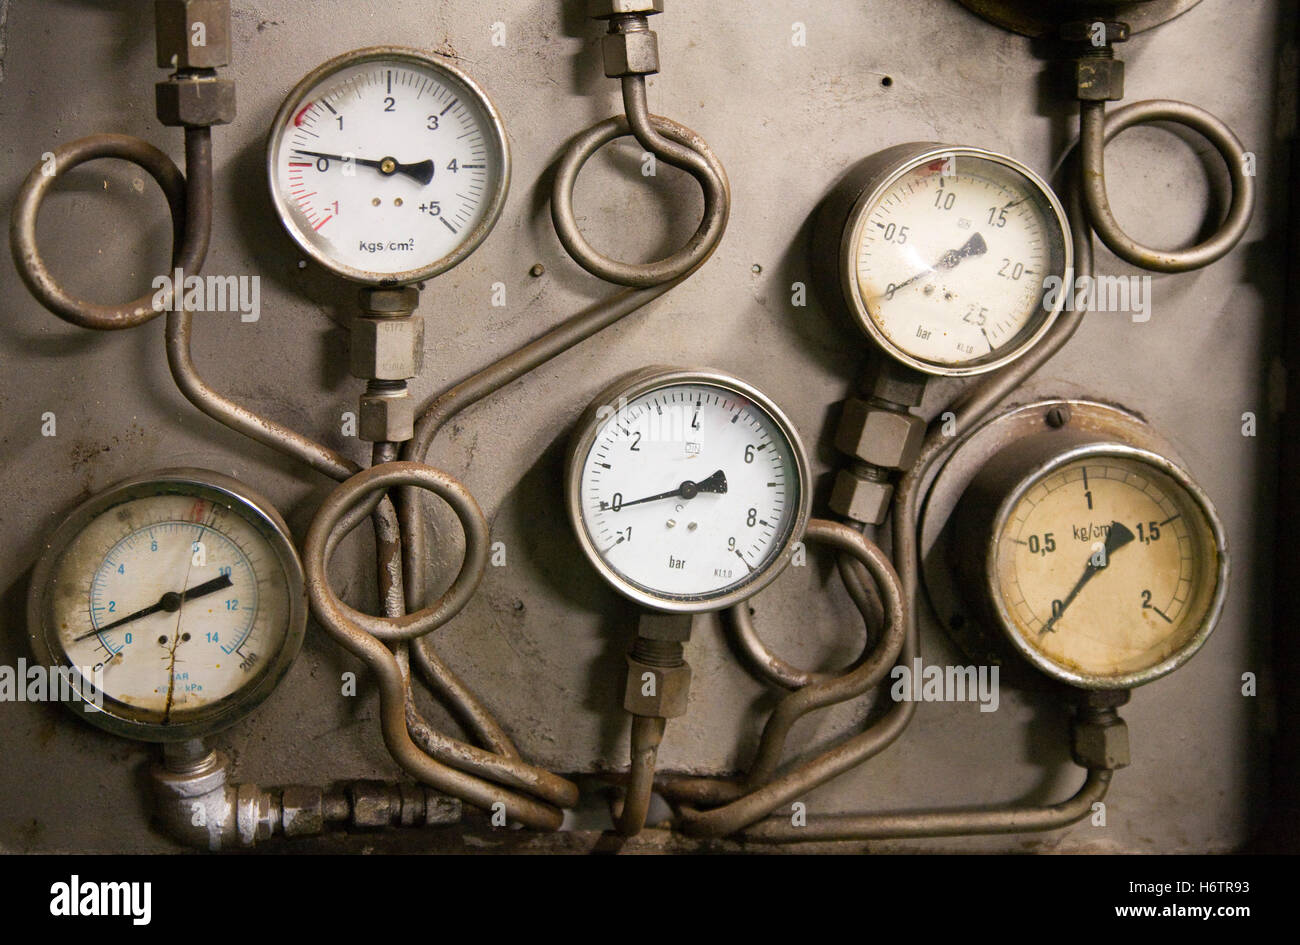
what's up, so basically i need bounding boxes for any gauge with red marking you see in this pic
[267,46,510,285]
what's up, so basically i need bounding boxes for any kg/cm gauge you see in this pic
[268,46,510,285]
[566,369,812,613]
[27,470,307,741]
[945,407,1228,691]
[819,144,1072,377]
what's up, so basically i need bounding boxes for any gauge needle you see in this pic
[882,232,988,297]
[607,470,728,510]
[76,573,234,640]
[1040,522,1135,634]
[291,149,434,185]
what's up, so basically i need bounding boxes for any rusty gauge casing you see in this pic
[26,470,307,741]
[935,403,1228,690]
[817,143,1072,378]
[267,46,510,285]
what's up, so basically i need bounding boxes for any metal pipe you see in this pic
[1079,98,1254,273]
[614,716,666,837]
[739,768,1113,843]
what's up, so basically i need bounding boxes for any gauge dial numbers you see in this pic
[268,46,509,284]
[842,146,1071,376]
[988,448,1227,689]
[568,371,811,613]
[28,471,307,741]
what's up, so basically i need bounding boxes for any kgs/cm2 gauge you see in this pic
[819,143,1073,377]
[268,46,510,285]
[27,470,307,741]
[566,369,812,614]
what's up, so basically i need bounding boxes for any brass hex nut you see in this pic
[350,316,425,381]
[155,0,232,70]
[280,785,324,838]
[1074,58,1125,101]
[602,30,660,77]
[835,399,926,469]
[348,781,397,828]
[588,0,664,18]
[155,76,236,127]
[359,390,415,443]
[624,659,691,718]
[423,792,462,826]
[1072,717,1131,769]
[829,469,894,525]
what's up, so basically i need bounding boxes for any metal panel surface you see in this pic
[0,0,1289,852]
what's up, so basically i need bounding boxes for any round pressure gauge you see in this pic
[823,143,1071,377]
[27,470,307,741]
[566,369,811,613]
[951,427,1227,690]
[268,46,510,285]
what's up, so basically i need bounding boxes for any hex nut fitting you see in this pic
[1072,715,1131,769]
[155,0,232,70]
[588,0,664,18]
[1074,58,1125,101]
[835,399,926,469]
[829,469,894,525]
[602,30,660,77]
[359,388,415,443]
[624,658,691,718]
[351,316,425,381]
[156,76,236,127]
[859,359,928,408]
[280,785,325,838]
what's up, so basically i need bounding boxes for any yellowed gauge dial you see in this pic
[989,445,1227,689]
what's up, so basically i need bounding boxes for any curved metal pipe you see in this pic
[1079,98,1253,273]
[614,716,666,837]
[739,768,1113,843]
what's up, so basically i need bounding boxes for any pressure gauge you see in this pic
[566,369,811,613]
[821,143,1071,377]
[268,46,510,285]
[27,470,307,741]
[946,413,1227,690]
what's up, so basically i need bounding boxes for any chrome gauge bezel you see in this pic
[266,45,511,286]
[985,442,1228,690]
[565,368,812,614]
[839,143,1072,377]
[27,469,308,742]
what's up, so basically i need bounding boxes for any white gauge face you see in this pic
[31,480,304,737]
[268,48,508,284]
[847,149,1069,375]
[991,452,1224,686]
[572,378,808,610]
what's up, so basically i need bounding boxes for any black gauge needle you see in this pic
[292,149,434,185]
[1040,522,1135,634]
[882,232,988,297]
[76,573,234,640]
[607,470,728,510]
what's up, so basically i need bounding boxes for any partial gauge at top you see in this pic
[566,369,811,614]
[831,143,1072,377]
[268,46,510,285]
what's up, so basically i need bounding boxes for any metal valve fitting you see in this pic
[590,1,663,78]
[155,1,235,127]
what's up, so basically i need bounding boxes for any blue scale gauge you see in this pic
[27,470,306,741]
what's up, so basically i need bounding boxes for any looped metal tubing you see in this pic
[305,462,490,643]
[10,133,200,330]
[1080,99,1254,273]
[551,77,729,287]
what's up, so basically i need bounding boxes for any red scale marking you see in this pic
[293,102,315,127]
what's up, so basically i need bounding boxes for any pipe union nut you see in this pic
[155,0,232,70]
[588,0,664,18]
[1072,717,1131,769]
[359,389,415,443]
[350,316,425,380]
[156,76,236,127]
[1074,58,1125,102]
[624,658,691,718]
[602,30,660,77]
[829,469,894,525]
[835,399,926,469]
[280,785,325,838]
